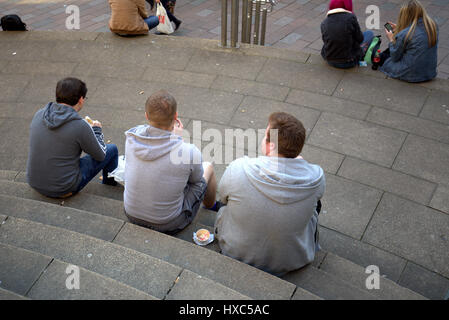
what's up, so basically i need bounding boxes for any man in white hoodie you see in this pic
[124,90,217,234]
[214,112,325,276]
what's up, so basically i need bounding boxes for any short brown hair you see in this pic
[56,77,87,106]
[266,112,306,158]
[145,90,177,128]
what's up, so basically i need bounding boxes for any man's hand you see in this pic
[385,29,395,42]
[92,120,102,128]
[388,21,397,32]
[173,118,183,136]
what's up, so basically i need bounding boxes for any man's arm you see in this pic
[78,120,107,161]
[217,163,233,205]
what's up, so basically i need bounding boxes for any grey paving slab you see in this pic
[282,265,378,300]
[163,84,244,125]
[367,106,449,145]
[211,75,290,101]
[186,50,267,81]
[257,58,344,95]
[320,226,407,282]
[142,67,217,89]
[230,95,320,135]
[398,262,449,300]
[334,73,430,116]
[0,119,30,171]
[28,259,155,300]
[0,243,51,296]
[392,134,449,185]
[120,45,197,71]
[286,88,371,120]
[167,269,251,300]
[308,112,407,167]
[363,193,449,279]
[0,180,126,221]
[430,184,449,215]
[0,194,124,242]
[0,170,17,181]
[0,217,181,299]
[0,40,55,62]
[319,174,383,239]
[50,40,126,64]
[113,222,296,300]
[419,90,449,125]
[337,157,437,205]
[72,61,146,81]
[0,74,32,103]
[0,102,41,120]
[3,60,77,76]
[80,104,148,128]
[0,288,29,300]
[301,144,344,175]
[320,253,426,300]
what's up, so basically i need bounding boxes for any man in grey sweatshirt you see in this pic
[27,77,118,198]
[124,90,217,234]
[215,112,325,277]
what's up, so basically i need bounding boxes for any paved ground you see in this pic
[0,30,448,298]
[1,0,449,79]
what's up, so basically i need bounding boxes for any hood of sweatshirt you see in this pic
[43,102,82,129]
[125,124,183,161]
[242,156,324,205]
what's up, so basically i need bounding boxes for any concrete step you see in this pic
[0,216,254,300]
[0,194,123,242]
[0,180,126,220]
[0,288,29,300]
[0,243,155,300]
[282,263,379,300]
[318,252,426,300]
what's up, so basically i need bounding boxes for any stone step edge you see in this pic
[0,242,157,300]
[0,214,293,300]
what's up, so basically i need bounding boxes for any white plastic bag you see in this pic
[108,155,125,186]
[156,2,174,35]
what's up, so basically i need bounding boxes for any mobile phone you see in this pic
[384,22,394,32]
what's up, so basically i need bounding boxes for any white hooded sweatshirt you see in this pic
[215,156,325,276]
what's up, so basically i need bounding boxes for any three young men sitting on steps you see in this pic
[27,79,325,276]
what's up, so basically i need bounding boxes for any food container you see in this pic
[193,228,214,246]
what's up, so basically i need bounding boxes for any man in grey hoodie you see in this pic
[27,77,118,198]
[124,90,217,234]
[215,112,325,277]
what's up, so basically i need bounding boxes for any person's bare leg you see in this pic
[202,162,216,208]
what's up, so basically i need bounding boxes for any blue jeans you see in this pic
[75,144,119,193]
[144,15,159,30]
[328,30,375,69]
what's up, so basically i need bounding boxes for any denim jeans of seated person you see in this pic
[144,16,160,30]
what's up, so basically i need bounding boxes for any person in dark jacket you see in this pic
[379,0,438,82]
[321,0,374,68]
[27,78,118,198]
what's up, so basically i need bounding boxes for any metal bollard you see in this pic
[253,0,261,45]
[230,0,239,48]
[260,7,267,46]
[247,0,253,44]
[221,0,227,47]
[241,0,248,44]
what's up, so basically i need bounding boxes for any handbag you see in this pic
[156,2,174,35]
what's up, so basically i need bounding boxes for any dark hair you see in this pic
[267,112,306,158]
[145,90,177,128]
[55,77,87,106]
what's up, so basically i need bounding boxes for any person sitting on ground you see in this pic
[320,0,374,68]
[27,77,119,198]
[108,0,159,36]
[147,0,182,31]
[378,0,438,82]
[214,112,325,277]
[124,90,217,235]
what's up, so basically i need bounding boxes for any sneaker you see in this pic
[174,20,182,31]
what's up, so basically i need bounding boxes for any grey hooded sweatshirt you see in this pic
[215,156,325,277]
[26,102,106,197]
[124,124,204,224]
